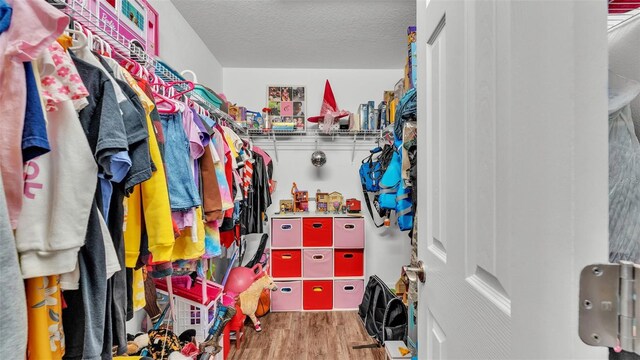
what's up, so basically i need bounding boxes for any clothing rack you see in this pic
[49,0,246,135]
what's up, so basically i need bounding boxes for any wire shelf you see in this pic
[247,128,384,137]
[49,0,246,135]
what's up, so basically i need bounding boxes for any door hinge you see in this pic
[579,261,640,354]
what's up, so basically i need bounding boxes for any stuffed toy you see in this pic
[126,333,150,355]
[237,274,278,332]
[147,329,182,359]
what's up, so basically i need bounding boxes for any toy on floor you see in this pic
[126,333,150,355]
[199,304,237,357]
[223,263,263,298]
[255,288,271,317]
[237,274,278,332]
[147,328,182,359]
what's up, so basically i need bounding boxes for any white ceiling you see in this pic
[170,0,416,69]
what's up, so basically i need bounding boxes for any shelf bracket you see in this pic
[351,133,357,163]
[271,130,279,162]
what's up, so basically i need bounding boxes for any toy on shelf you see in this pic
[291,182,309,212]
[346,198,362,214]
[316,190,329,213]
[328,191,343,213]
[279,199,294,213]
[237,275,278,332]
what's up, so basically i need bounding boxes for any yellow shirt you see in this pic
[172,206,206,261]
[114,66,175,266]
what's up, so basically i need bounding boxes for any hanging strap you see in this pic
[166,277,176,323]
[362,184,384,228]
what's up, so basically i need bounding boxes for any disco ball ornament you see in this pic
[311,150,327,167]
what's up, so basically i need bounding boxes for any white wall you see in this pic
[148,0,223,91]
[225,67,409,286]
[223,67,403,115]
[147,5,408,285]
[253,137,411,287]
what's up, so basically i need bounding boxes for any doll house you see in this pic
[316,191,329,212]
[291,183,309,212]
[328,191,344,212]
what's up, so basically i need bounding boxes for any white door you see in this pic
[415,0,610,358]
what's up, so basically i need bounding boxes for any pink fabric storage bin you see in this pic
[334,279,365,309]
[272,218,302,247]
[271,281,302,311]
[303,249,333,278]
[334,218,365,248]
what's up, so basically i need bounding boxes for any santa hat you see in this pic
[307,80,350,123]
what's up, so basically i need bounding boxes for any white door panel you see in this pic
[416,0,609,358]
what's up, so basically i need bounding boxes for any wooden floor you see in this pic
[228,311,385,360]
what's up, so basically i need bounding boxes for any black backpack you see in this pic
[358,275,407,344]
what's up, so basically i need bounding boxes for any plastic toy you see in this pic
[346,198,361,213]
[328,191,343,212]
[279,199,294,213]
[291,182,309,212]
[316,191,329,212]
[199,304,237,357]
[237,274,278,332]
[223,264,263,297]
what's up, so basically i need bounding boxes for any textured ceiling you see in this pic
[170,0,416,69]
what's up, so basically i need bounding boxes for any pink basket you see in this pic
[303,249,333,278]
[334,218,364,248]
[272,218,302,247]
[334,279,364,309]
[271,281,302,311]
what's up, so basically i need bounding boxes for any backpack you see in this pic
[359,145,394,226]
[394,88,417,141]
[358,275,408,344]
[378,139,414,231]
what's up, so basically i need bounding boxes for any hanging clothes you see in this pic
[16,42,97,280]
[608,72,640,263]
[241,151,272,235]
[26,276,65,360]
[0,0,68,229]
[161,111,202,212]
[1,4,276,357]
[0,171,28,360]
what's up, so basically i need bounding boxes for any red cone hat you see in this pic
[307,80,350,123]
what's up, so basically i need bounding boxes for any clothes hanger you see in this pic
[120,57,140,76]
[150,80,183,113]
[95,37,112,57]
[141,65,150,81]
[168,80,195,99]
[66,28,88,50]
[153,92,179,114]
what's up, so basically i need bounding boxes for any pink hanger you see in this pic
[168,80,195,99]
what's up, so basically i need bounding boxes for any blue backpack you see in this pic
[378,139,413,231]
[359,145,394,227]
[376,88,417,232]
